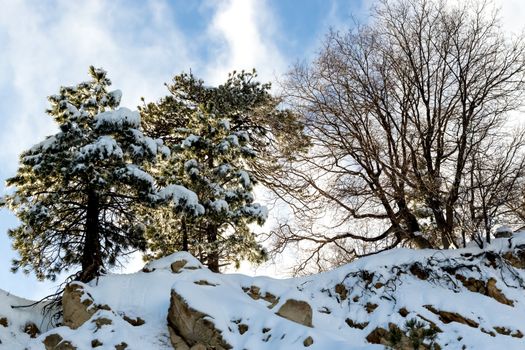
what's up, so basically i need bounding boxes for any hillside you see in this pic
[1,234,525,349]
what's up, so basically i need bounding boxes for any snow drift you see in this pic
[1,234,525,349]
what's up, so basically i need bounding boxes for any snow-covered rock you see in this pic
[1,235,525,349]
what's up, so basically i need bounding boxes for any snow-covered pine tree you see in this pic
[141,72,270,271]
[1,67,198,282]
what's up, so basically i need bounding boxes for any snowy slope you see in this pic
[1,234,524,349]
[0,289,53,348]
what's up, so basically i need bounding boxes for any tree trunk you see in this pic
[79,188,103,282]
[427,198,451,249]
[206,224,220,273]
[397,200,433,249]
[182,218,189,252]
[205,150,220,272]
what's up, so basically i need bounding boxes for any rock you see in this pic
[458,276,486,294]
[91,339,103,347]
[122,315,145,326]
[486,278,514,306]
[318,306,331,314]
[481,328,496,337]
[424,305,479,328]
[303,336,314,347]
[190,344,207,350]
[167,289,232,349]
[345,318,369,329]
[276,299,313,327]
[365,302,378,313]
[43,333,77,350]
[0,317,7,327]
[93,317,112,330]
[55,341,76,350]
[115,342,128,350]
[62,283,114,330]
[194,280,218,286]
[243,285,279,308]
[503,248,525,269]
[43,334,63,349]
[168,327,190,350]
[24,322,40,338]
[244,285,261,298]
[457,275,514,306]
[335,283,348,301]
[494,326,512,335]
[238,323,249,334]
[62,284,96,329]
[171,259,188,273]
[366,327,389,344]
[398,308,409,317]
[410,263,429,280]
[492,326,523,338]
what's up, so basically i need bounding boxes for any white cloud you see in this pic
[0,0,194,172]
[204,0,287,85]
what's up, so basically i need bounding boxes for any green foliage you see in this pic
[387,319,440,350]
[140,70,299,270]
[2,67,162,281]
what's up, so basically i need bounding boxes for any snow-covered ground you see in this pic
[1,234,525,349]
[0,289,52,348]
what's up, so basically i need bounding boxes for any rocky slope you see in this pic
[1,234,525,349]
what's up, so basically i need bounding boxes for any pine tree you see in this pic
[141,71,278,271]
[1,66,195,282]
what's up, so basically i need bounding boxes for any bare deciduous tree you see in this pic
[270,0,525,273]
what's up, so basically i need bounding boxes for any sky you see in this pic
[0,0,524,300]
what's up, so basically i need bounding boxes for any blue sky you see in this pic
[0,0,523,300]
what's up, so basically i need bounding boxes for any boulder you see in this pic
[62,284,96,329]
[276,299,313,327]
[171,259,188,273]
[167,289,232,350]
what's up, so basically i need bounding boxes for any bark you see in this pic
[182,219,189,252]
[79,188,102,282]
[206,224,220,273]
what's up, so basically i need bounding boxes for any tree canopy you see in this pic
[140,71,287,271]
[274,0,525,273]
[2,67,178,282]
